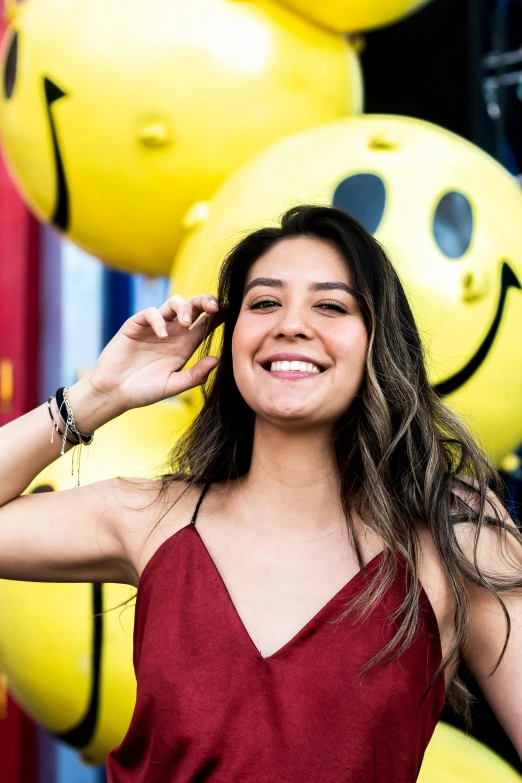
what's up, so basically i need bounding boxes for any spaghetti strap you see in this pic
[190,482,211,526]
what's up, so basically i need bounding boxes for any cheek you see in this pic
[231,317,259,393]
[231,312,270,361]
[231,316,252,369]
[329,323,368,371]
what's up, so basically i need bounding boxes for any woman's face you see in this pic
[232,236,368,429]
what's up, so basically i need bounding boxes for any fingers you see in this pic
[128,295,225,343]
[187,303,228,341]
[165,356,220,396]
[131,306,169,339]
[159,294,219,327]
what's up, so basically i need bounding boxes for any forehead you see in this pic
[245,236,352,286]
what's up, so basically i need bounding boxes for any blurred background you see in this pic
[0,0,522,780]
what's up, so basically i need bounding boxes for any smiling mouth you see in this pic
[261,361,326,378]
[434,261,521,397]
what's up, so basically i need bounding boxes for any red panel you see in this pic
[0,0,40,425]
[0,695,37,783]
[0,151,40,425]
[0,3,40,781]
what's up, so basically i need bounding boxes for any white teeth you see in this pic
[306,363,320,374]
[269,361,321,374]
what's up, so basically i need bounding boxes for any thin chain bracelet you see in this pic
[48,397,79,447]
[51,387,95,487]
[47,396,83,487]
[56,386,95,449]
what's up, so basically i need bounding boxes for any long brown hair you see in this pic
[162,204,522,721]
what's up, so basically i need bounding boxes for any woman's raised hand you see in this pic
[73,294,225,425]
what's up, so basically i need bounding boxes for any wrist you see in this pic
[65,377,126,433]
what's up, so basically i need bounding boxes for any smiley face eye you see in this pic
[3,31,18,100]
[433,191,473,259]
[332,173,386,235]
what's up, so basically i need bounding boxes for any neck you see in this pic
[237,418,345,537]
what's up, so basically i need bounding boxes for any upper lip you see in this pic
[261,353,327,370]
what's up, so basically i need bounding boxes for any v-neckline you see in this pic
[189,523,385,662]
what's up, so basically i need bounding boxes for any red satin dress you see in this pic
[106,488,445,782]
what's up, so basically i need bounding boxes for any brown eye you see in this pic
[248,298,279,310]
[315,301,347,314]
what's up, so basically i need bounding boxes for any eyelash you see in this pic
[248,298,348,314]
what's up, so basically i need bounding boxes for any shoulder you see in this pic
[449,476,522,578]
[416,476,522,614]
[104,477,204,586]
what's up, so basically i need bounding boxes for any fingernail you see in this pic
[160,328,168,338]
[183,314,191,324]
[209,298,219,308]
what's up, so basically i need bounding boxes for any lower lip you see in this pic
[266,370,321,379]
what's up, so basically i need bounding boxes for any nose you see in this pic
[272,302,314,341]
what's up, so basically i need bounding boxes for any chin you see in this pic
[255,401,333,427]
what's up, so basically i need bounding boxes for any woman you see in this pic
[0,205,521,781]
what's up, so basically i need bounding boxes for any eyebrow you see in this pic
[243,277,358,299]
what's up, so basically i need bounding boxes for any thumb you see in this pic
[166,355,219,396]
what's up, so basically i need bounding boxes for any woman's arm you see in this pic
[0,379,118,505]
[0,378,136,583]
[0,475,142,585]
[0,294,222,586]
[455,490,522,759]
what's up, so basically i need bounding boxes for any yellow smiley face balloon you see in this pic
[273,0,432,32]
[0,0,361,276]
[172,115,522,467]
[0,396,196,764]
[419,722,522,782]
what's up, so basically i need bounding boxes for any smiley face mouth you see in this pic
[434,261,521,397]
[43,76,70,231]
[2,31,71,231]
